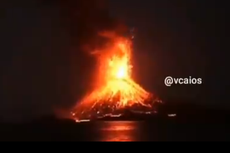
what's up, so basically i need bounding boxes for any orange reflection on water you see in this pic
[98,121,140,142]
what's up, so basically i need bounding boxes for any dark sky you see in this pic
[1,0,228,122]
[108,1,228,105]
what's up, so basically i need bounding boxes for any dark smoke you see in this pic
[1,0,127,122]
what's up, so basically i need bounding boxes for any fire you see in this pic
[71,32,160,120]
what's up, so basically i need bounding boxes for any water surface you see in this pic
[74,120,229,141]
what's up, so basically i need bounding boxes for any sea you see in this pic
[1,120,229,141]
[65,120,229,141]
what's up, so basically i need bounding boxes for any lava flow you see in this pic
[71,32,161,121]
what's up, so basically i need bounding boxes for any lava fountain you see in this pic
[71,32,161,121]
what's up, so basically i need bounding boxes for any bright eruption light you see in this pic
[71,32,161,121]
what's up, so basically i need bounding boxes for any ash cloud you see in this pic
[0,0,126,122]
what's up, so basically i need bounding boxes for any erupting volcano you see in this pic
[71,32,161,121]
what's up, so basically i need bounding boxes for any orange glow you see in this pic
[71,32,160,120]
[99,121,137,141]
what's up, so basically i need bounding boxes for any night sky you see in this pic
[1,0,228,122]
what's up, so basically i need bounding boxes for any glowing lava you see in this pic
[71,32,161,121]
